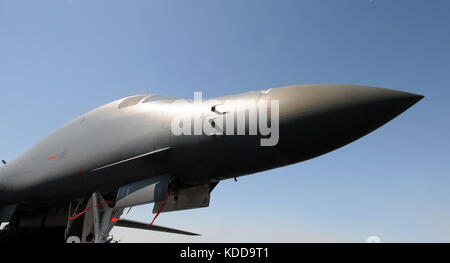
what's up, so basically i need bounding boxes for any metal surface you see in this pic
[0,84,423,242]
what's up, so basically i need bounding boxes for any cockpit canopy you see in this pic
[118,94,176,109]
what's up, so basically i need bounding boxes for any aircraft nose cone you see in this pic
[271,84,423,164]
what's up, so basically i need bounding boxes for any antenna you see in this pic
[2,160,6,164]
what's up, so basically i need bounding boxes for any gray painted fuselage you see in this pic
[0,84,423,206]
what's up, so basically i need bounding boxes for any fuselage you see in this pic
[0,84,423,206]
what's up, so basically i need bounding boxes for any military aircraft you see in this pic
[0,84,423,243]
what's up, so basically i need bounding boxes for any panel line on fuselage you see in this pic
[90,147,171,172]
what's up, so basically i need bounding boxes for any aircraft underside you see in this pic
[0,189,204,243]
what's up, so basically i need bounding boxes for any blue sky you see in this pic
[1,0,449,242]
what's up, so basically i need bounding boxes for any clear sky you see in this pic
[0,0,449,242]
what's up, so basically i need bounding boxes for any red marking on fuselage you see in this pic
[48,155,58,160]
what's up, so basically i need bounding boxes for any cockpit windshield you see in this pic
[142,95,175,104]
[118,95,149,109]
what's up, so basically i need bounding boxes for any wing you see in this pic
[114,219,200,236]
